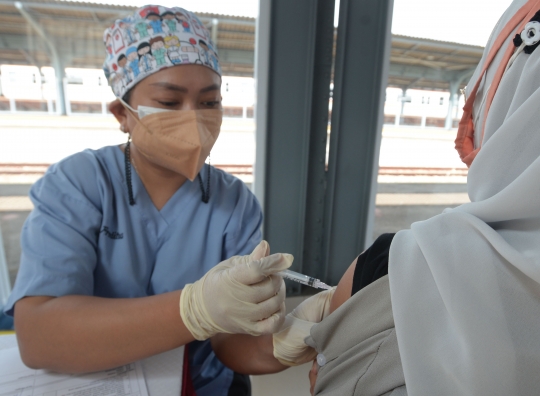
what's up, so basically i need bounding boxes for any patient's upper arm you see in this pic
[329,258,358,314]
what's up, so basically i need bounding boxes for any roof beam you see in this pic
[0,0,128,15]
[392,35,484,54]
[14,1,66,114]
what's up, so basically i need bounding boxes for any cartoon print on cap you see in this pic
[137,42,155,74]
[181,38,202,64]
[175,11,192,33]
[150,36,168,67]
[119,21,137,45]
[198,39,212,67]
[111,28,126,54]
[134,20,149,39]
[146,12,164,34]
[117,54,133,84]
[190,14,208,40]
[126,47,140,78]
[103,5,222,98]
[161,11,177,33]
[105,34,114,59]
[109,71,126,97]
[164,35,182,65]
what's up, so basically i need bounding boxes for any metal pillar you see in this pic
[0,226,11,307]
[323,0,394,286]
[395,88,406,126]
[255,0,393,290]
[254,0,335,293]
[445,80,459,129]
[445,68,476,129]
[454,91,462,119]
[212,18,219,46]
[15,1,66,115]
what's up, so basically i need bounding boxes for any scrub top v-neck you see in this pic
[5,145,263,396]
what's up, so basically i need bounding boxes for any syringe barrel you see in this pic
[279,270,317,287]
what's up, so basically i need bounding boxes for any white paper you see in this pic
[0,347,149,396]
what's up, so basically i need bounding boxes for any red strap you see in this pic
[455,0,540,167]
[181,344,197,396]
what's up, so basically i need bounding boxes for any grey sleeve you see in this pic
[307,276,406,396]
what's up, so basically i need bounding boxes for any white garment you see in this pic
[389,1,540,394]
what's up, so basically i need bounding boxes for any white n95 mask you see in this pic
[120,99,222,181]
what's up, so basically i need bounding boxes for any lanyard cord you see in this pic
[124,138,211,205]
[124,139,136,206]
[197,167,211,204]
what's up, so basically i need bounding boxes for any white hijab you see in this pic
[389,0,540,394]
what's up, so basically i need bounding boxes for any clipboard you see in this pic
[0,334,186,396]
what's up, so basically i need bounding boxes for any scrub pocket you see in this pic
[306,276,406,396]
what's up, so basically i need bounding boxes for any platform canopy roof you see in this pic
[0,0,483,91]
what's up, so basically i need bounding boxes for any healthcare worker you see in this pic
[3,5,292,396]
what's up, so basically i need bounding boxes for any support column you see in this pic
[15,2,66,115]
[9,98,16,113]
[323,0,394,285]
[254,0,336,293]
[212,18,219,46]
[454,91,462,120]
[63,77,71,115]
[0,226,12,307]
[445,80,459,129]
[395,88,406,126]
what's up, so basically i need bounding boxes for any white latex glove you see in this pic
[180,241,293,340]
[273,287,335,366]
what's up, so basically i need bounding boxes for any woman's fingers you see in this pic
[230,253,293,285]
[309,360,319,396]
[250,278,286,321]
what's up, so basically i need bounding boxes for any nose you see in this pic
[179,99,197,111]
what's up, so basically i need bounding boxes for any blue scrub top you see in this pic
[5,145,263,396]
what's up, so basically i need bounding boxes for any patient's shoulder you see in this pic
[329,259,357,314]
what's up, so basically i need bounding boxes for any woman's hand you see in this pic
[180,241,293,340]
[272,287,335,366]
[309,359,319,395]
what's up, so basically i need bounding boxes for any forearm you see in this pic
[14,291,193,373]
[211,333,287,375]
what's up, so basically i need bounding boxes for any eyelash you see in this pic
[157,101,221,107]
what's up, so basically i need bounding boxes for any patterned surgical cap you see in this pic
[103,4,221,98]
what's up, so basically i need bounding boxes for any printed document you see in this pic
[0,346,149,396]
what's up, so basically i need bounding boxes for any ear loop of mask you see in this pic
[120,99,139,206]
[198,154,211,204]
[119,98,211,204]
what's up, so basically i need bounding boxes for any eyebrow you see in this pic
[149,82,220,93]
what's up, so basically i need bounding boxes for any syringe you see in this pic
[278,269,333,290]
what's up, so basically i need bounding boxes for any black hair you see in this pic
[161,11,174,17]
[146,12,161,19]
[137,42,152,59]
[199,39,208,48]
[117,54,127,62]
[122,88,133,104]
